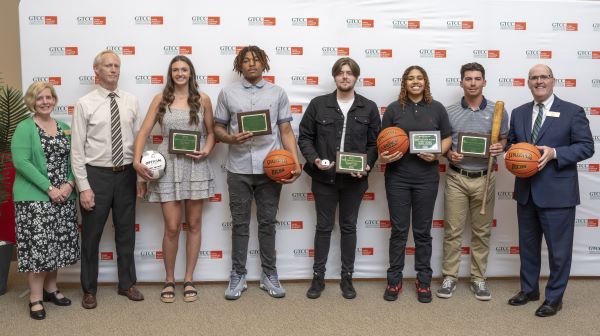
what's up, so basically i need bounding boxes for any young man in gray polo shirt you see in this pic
[214,45,301,300]
[437,63,508,301]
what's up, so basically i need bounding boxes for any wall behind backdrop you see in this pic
[19,0,600,282]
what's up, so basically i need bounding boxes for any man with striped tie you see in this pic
[506,64,594,317]
[71,50,145,309]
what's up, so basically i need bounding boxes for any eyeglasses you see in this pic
[528,75,553,81]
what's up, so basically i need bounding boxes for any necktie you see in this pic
[531,103,544,143]
[109,92,124,167]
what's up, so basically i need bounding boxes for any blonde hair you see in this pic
[93,49,120,69]
[24,81,58,112]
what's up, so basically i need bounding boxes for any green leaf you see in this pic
[0,86,30,203]
[0,86,31,153]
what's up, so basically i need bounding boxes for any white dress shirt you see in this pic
[71,86,140,191]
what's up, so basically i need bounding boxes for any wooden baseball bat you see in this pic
[480,101,504,215]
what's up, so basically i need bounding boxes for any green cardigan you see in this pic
[11,116,76,202]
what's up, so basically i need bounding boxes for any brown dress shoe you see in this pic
[82,293,97,309]
[118,286,145,301]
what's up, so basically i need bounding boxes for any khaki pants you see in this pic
[442,169,495,281]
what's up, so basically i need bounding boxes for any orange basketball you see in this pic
[263,149,296,181]
[504,142,541,178]
[377,127,409,155]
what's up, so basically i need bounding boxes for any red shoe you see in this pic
[415,279,432,303]
[384,282,403,301]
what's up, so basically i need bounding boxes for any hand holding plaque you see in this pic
[237,110,272,136]
[168,130,201,154]
[409,131,442,154]
[457,132,490,158]
[335,151,367,174]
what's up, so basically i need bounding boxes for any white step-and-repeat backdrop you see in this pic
[19,0,600,282]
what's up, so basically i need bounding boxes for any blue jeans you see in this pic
[227,172,282,276]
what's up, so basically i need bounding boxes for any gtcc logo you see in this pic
[392,20,420,29]
[499,21,526,30]
[552,22,578,31]
[291,18,319,26]
[248,17,276,26]
[275,46,303,55]
[163,46,192,55]
[49,47,78,56]
[76,16,106,25]
[346,19,374,28]
[191,16,220,25]
[106,46,136,55]
[447,21,473,29]
[473,50,500,59]
[364,49,392,58]
[134,16,163,25]
[526,50,552,59]
[321,47,350,56]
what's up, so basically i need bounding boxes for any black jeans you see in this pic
[312,176,368,274]
[227,172,282,276]
[385,174,438,285]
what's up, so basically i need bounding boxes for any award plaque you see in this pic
[237,110,272,136]
[335,151,367,174]
[168,129,201,154]
[409,131,442,154]
[457,132,490,158]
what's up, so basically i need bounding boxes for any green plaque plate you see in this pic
[457,132,490,158]
[409,131,441,154]
[335,151,367,174]
[237,109,272,136]
[168,129,201,154]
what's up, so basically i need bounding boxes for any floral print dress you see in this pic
[15,122,80,273]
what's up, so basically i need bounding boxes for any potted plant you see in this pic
[0,85,30,295]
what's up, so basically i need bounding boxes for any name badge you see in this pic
[63,129,72,135]
[546,111,560,118]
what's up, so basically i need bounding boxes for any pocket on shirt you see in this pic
[351,115,370,135]
[316,118,336,135]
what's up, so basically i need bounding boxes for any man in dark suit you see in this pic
[506,64,594,317]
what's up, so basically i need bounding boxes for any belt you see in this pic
[449,164,488,178]
[88,164,132,172]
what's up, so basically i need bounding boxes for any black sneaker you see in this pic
[415,279,432,303]
[383,281,403,301]
[340,272,356,299]
[306,272,325,299]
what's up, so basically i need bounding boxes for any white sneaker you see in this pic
[436,277,457,299]
[224,271,247,300]
[259,272,286,298]
[470,280,492,301]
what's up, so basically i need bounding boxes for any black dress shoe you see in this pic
[43,289,72,306]
[29,300,46,320]
[508,291,540,306]
[535,300,562,317]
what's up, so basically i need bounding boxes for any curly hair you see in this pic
[233,45,270,75]
[157,55,202,126]
[398,65,433,108]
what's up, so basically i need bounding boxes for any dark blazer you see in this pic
[507,95,594,208]
[298,90,381,184]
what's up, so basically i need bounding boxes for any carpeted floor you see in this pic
[1,265,598,336]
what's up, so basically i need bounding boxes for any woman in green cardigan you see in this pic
[11,82,79,320]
